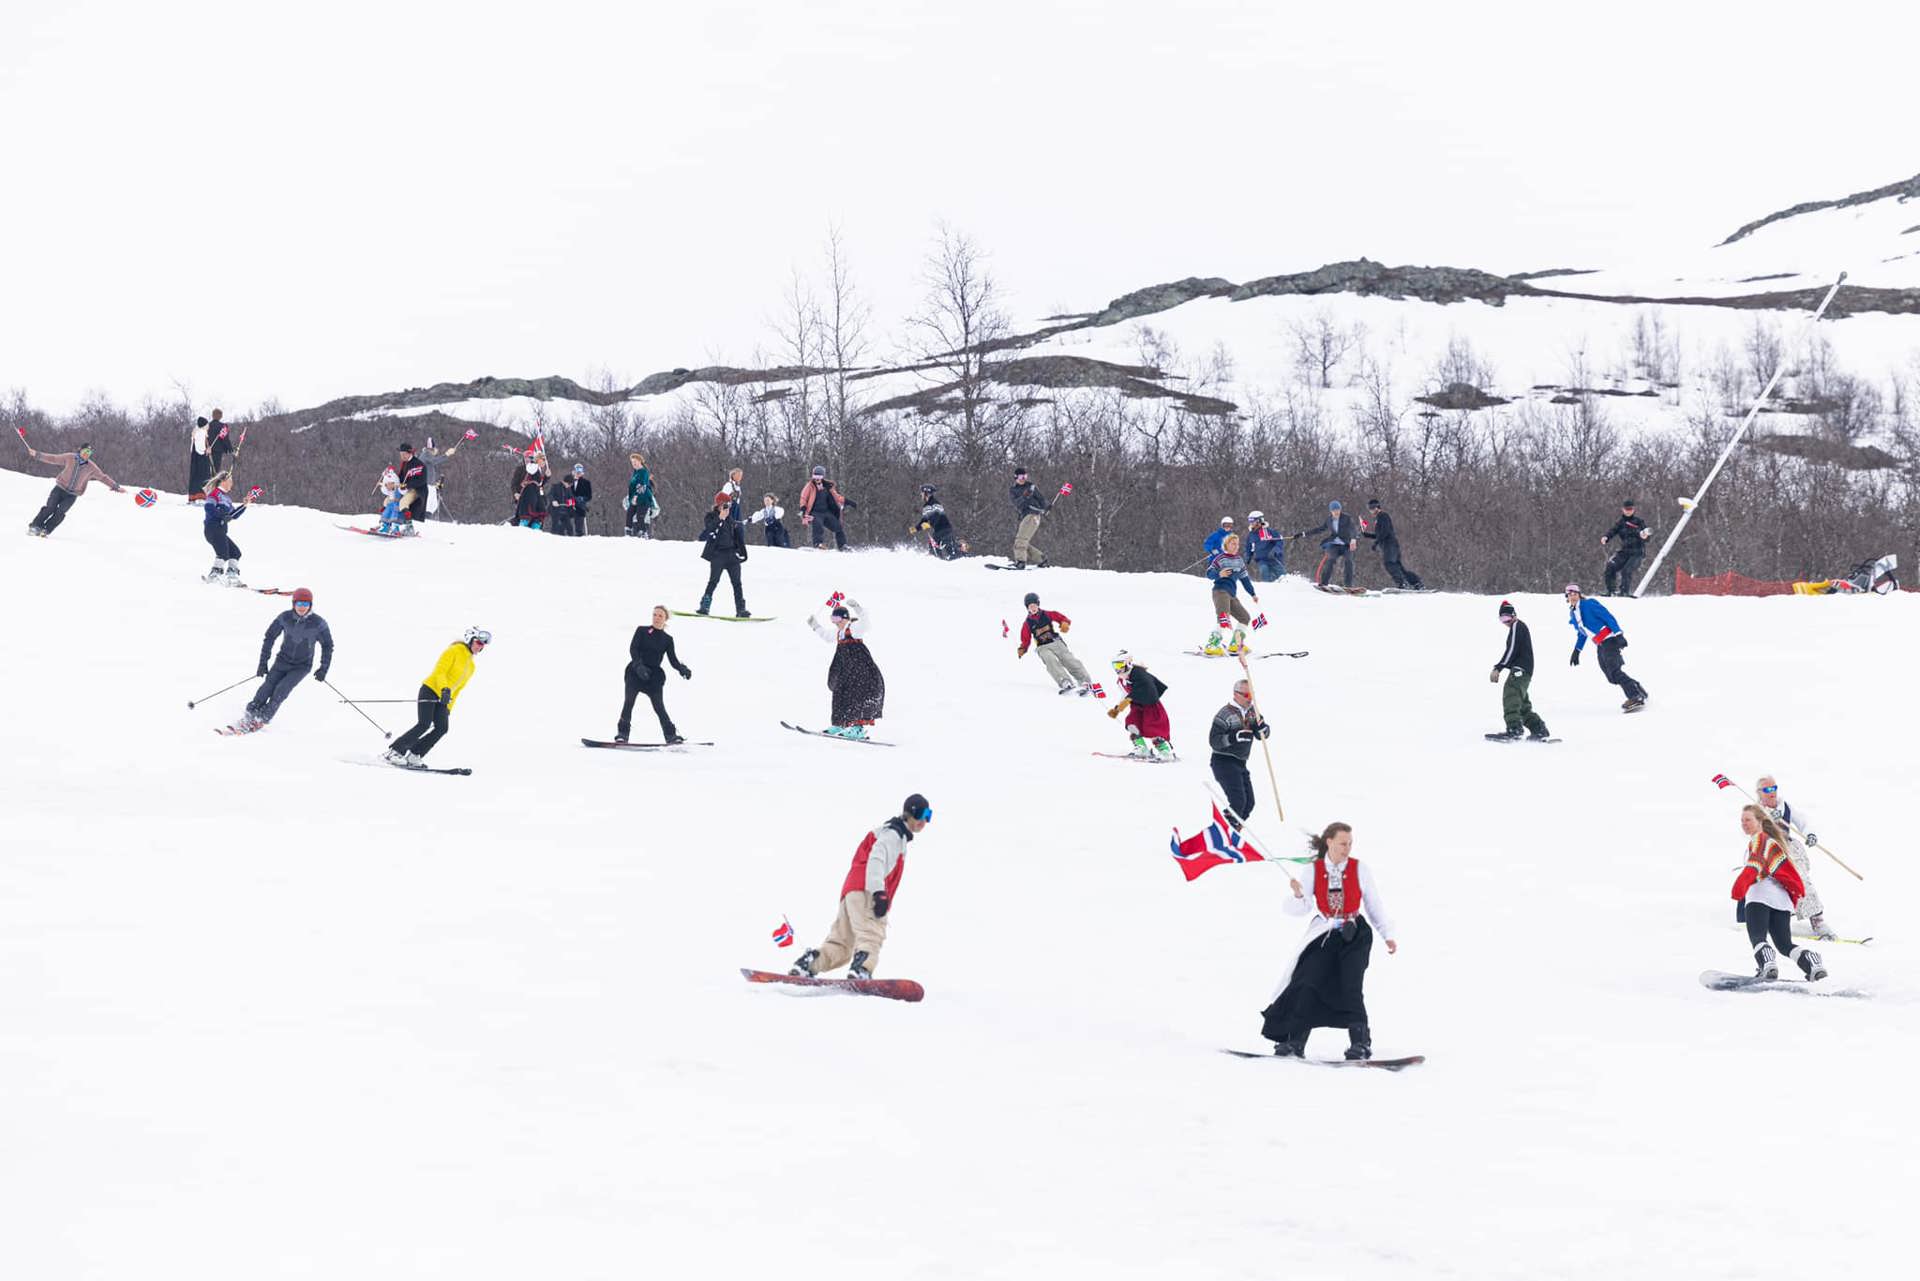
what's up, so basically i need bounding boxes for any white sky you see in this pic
[3,0,1912,413]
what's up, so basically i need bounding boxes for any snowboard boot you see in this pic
[1344,1024,1372,1061]
[204,563,226,583]
[1129,734,1152,759]
[664,733,686,746]
[848,951,872,981]
[613,729,629,743]
[696,595,713,616]
[790,948,819,978]
[1623,697,1646,713]
[845,725,869,741]
[1753,941,1780,981]
[735,602,750,618]
[1272,1031,1308,1058]
[1484,728,1522,741]
[1056,682,1076,694]
[1151,737,1175,761]
[1527,726,1553,741]
[1793,947,1828,981]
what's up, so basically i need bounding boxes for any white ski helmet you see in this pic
[1248,510,1265,522]
[1112,649,1133,672]
[463,626,493,646]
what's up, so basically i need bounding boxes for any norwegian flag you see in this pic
[1712,773,1733,790]
[244,485,264,502]
[463,428,478,441]
[771,916,795,948]
[1002,619,1010,638]
[1169,805,1267,882]
[1057,481,1073,496]
[524,431,546,458]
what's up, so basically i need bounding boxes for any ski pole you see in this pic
[335,698,438,704]
[324,679,394,738]
[1711,774,1863,881]
[1236,653,1286,823]
[187,674,261,709]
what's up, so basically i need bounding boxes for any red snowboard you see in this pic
[740,968,924,1003]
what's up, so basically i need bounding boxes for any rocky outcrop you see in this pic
[865,355,1238,418]
[1718,172,1920,245]
[1234,259,1540,306]
[1078,277,1237,326]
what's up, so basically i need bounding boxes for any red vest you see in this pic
[1313,857,1363,920]
[840,826,906,901]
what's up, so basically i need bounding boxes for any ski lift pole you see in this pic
[1634,271,1847,597]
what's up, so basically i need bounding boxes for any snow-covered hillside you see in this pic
[3,468,1915,1280]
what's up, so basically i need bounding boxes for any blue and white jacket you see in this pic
[1567,598,1624,654]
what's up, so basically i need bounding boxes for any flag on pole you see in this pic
[1002,619,1010,638]
[1058,481,1074,496]
[771,916,795,948]
[1712,773,1733,790]
[463,428,478,441]
[1169,805,1268,881]
[525,431,546,458]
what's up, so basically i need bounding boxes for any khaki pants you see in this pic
[816,890,889,974]
[1037,640,1090,688]
[1211,590,1252,626]
[1013,514,1044,565]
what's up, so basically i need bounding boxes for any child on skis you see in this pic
[1106,651,1173,759]
[376,468,405,536]
[1206,533,1267,654]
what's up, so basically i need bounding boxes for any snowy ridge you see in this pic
[2,467,1914,1278]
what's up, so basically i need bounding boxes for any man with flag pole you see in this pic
[1207,678,1270,826]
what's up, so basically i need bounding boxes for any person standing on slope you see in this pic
[615,605,692,744]
[201,473,254,584]
[1362,498,1425,589]
[1565,584,1648,711]
[1007,466,1053,568]
[1106,651,1173,760]
[514,463,549,530]
[1246,512,1285,582]
[914,483,964,559]
[696,495,750,617]
[1295,500,1359,589]
[800,464,852,550]
[749,493,791,548]
[205,409,233,477]
[385,627,488,765]
[625,452,658,538]
[1016,591,1093,694]
[1203,515,1235,558]
[24,442,125,537]
[1206,532,1268,653]
[1731,804,1827,982]
[394,443,429,530]
[1755,775,1837,941]
[1261,821,1399,1061]
[1486,600,1551,741]
[790,793,933,981]
[238,587,332,731]
[188,415,213,500]
[807,596,885,738]
[546,469,578,536]
[1600,499,1651,597]
[1208,678,1271,825]
[568,463,593,535]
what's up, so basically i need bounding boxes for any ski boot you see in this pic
[844,725,869,741]
[847,951,872,981]
[383,748,408,765]
[1203,630,1227,657]
[1345,1024,1372,1061]
[1622,697,1646,713]
[1753,942,1779,981]
[790,948,819,978]
[1793,947,1828,981]
[1227,628,1247,655]
[1484,728,1521,741]
[1128,733,1153,759]
[1272,1031,1307,1058]
[695,594,713,616]
[1151,737,1175,761]
[1056,682,1077,695]
[203,563,226,583]
[1077,683,1095,697]
[224,560,244,587]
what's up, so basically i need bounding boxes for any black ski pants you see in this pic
[1604,548,1644,596]
[247,658,309,722]
[30,486,78,534]
[619,664,676,740]
[390,684,451,758]
[1211,755,1255,824]
[1744,902,1796,958]
[702,557,746,611]
[626,504,652,537]
[1379,540,1423,589]
[810,508,846,549]
[203,523,241,561]
[1314,545,1354,588]
[1594,636,1647,702]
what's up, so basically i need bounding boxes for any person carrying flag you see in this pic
[790,794,933,981]
[1016,591,1092,694]
[1260,821,1399,1061]
[24,441,125,537]
[1207,678,1270,824]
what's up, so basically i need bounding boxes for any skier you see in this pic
[384,627,489,765]
[238,587,332,731]
[749,494,791,547]
[1363,498,1425,589]
[1206,532,1268,652]
[568,463,593,535]
[188,415,213,499]
[914,484,963,559]
[1246,512,1285,582]
[394,443,429,529]
[514,464,549,530]
[375,470,406,536]
[807,596,885,738]
[1203,515,1235,558]
[1207,678,1270,824]
[625,452,657,537]
[1600,500,1651,597]
[696,495,750,617]
[800,464,852,550]
[1731,804,1827,981]
[1016,591,1093,694]
[24,442,125,537]
[1295,500,1359,589]
[790,793,934,981]
[615,606,692,744]
[1008,466,1051,567]
[1261,821,1399,1061]
[1485,600,1551,741]
[1755,775,1836,940]
[1565,584,1648,711]
[1106,651,1173,760]
[201,474,252,585]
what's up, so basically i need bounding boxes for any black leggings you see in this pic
[203,523,240,560]
[702,557,744,609]
[390,684,451,758]
[1745,902,1796,957]
[1211,755,1255,823]
[619,665,676,740]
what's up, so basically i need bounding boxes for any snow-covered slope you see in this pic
[2,469,1915,1280]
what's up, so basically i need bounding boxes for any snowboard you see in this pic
[670,610,776,622]
[740,968,924,1002]
[984,562,1045,571]
[781,721,895,747]
[1093,751,1178,763]
[1379,587,1437,595]
[1697,970,1866,998]
[1313,584,1379,597]
[1184,649,1309,660]
[1221,1049,1425,1071]
[1484,733,1561,744]
[581,738,712,749]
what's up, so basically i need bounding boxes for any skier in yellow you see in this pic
[385,627,489,766]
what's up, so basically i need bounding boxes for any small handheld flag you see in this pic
[463,428,478,441]
[133,488,157,508]
[1057,482,1073,496]
[771,916,795,948]
[1002,619,1010,638]
[1712,773,1732,790]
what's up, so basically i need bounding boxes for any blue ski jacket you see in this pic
[1568,598,1624,653]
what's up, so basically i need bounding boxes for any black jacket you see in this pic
[700,509,748,562]
[1010,482,1050,519]
[628,625,690,680]
[1300,512,1358,547]
[1363,509,1399,550]
[573,477,594,507]
[1207,700,1269,761]
[397,458,429,520]
[1124,666,1167,708]
[1603,514,1649,551]
[1493,619,1535,676]
[917,501,955,541]
[260,610,333,674]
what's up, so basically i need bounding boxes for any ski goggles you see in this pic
[909,805,933,823]
[292,600,312,611]
[470,630,493,646]
[1759,785,1779,795]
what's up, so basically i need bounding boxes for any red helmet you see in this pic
[292,587,314,606]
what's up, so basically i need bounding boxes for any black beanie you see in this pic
[1498,600,1516,618]
[903,793,932,821]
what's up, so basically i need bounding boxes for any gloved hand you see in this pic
[1489,666,1501,683]
[1106,703,1124,720]
[678,666,692,680]
[314,668,329,683]
[439,687,452,704]
[1569,649,1581,667]
[1016,645,1028,658]
[1254,721,1271,739]
[256,664,269,677]
[735,549,748,562]
[871,891,890,918]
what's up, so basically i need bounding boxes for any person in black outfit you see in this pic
[1207,678,1270,824]
[616,606,693,743]
[1485,600,1550,740]
[1295,500,1359,588]
[697,496,750,616]
[1601,500,1650,596]
[1362,499,1425,589]
[205,408,234,476]
[188,416,213,498]
[546,472,577,535]
[568,463,593,535]
[395,443,429,527]
[514,468,549,529]
[243,588,332,728]
[915,484,964,559]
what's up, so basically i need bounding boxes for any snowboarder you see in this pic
[800,465,852,550]
[1261,821,1399,1061]
[1486,600,1551,740]
[513,464,548,530]
[384,627,488,765]
[696,495,750,617]
[625,452,657,537]
[807,596,885,738]
[914,484,964,559]
[1206,532,1268,651]
[749,494,791,547]
[1246,512,1285,582]
[1730,804,1827,982]
[1106,651,1173,760]
[201,473,252,584]
[394,443,429,529]
[568,463,593,535]
[1755,775,1836,941]
[1565,584,1648,711]
[615,606,692,744]
[1363,499,1425,589]
[1295,500,1359,589]
[239,587,332,731]
[1600,500,1651,597]
[188,415,213,499]
[790,793,934,981]
[1208,678,1270,824]
[1203,515,1235,558]
[1016,591,1092,694]
[24,442,125,537]
[1008,466,1051,567]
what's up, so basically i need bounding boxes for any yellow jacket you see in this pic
[424,641,477,707]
